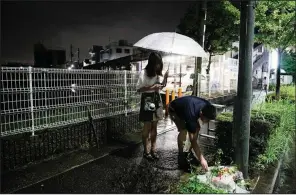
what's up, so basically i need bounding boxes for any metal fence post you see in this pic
[124,70,127,116]
[208,74,211,98]
[29,66,35,136]
[44,70,48,127]
[197,73,200,97]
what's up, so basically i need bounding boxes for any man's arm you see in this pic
[137,85,161,92]
[188,131,202,160]
[188,130,208,171]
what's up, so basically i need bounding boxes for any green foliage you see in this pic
[269,83,276,91]
[215,109,279,164]
[255,0,296,50]
[251,109,281,129]
[215,113,234,164]
[253,100,296,170]
[282,50,296,74]
[174,176,227,194]
[177,0,240,72]
[266,85,296,101]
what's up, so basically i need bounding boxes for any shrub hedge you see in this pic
[215,109,281,164]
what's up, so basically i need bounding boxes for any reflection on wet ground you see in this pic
[14,130,183,194]
[14,128,218,194]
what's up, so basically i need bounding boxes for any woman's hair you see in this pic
[145,52,163,77]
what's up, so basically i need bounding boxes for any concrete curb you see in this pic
[252,149,287,193]
[8,127,176,194]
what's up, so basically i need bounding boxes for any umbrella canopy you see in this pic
[134,32,207,58]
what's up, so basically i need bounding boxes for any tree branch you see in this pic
[281,31,295,51]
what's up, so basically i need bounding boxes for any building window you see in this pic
[124,49,130,54]
[116,48,122,53]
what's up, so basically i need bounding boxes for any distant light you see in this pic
[68,67,72,70]
[20,66,23,69]
[71,64,74,68]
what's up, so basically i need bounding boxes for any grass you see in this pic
[267,85,295,101]
[174,176,227,194]
[253,99,296,171]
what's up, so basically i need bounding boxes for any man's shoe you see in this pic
[151,152,160,160]
[143,152,154,161]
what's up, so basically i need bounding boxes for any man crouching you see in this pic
[168,96,217,171]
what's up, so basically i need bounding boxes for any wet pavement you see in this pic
[13,130,183,194]
[251,89,271,107]
[10,126,217,194]
[2,118,217,194]
[1,118,176,194]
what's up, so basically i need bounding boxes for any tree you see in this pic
[177,0,240,74]
[282,50,296,82]
[254,0,296,98]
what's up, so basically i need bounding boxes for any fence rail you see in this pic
[1,67,141,137]
[1,65,238,137]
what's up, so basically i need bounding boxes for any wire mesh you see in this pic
[1,67,141,137]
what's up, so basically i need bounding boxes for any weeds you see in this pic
[253,99,296,170]
[267,85,295,101]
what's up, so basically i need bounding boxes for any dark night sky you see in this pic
[1,0,194,63]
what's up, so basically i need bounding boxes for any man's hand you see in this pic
[200,156,209,171]
[189,131,208,171]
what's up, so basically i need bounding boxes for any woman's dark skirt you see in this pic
[139,92,162,122]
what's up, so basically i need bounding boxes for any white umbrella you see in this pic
[134,32,207,58]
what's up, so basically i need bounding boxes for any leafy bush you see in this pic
[266,85,295,102]
[251,109,281,129]
[253,100,296,170]
[215,109,279,164]
[215,113,234,164]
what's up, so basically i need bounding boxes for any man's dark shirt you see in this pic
[170,96,211,133]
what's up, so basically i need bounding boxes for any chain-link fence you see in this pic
[1,67,141,137]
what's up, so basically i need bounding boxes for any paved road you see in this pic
[14,130,183,194]
[251,89,269,107]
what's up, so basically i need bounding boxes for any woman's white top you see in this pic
[136,70,160,93]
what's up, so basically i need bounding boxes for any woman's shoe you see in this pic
[151,152,160,160]
[143,152,154,161]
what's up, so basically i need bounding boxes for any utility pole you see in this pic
[77,48,80,67]
[199,0,207,49]
[233,0,255,179]
[193,0,207,96]
[70,44,73,63]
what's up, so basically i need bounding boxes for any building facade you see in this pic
[100,40,134,62]
[34,43,66,68]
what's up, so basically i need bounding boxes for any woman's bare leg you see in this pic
[150,121,158,153]
[142,122,151,154]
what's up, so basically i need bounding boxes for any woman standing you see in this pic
[136,52,168,160]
